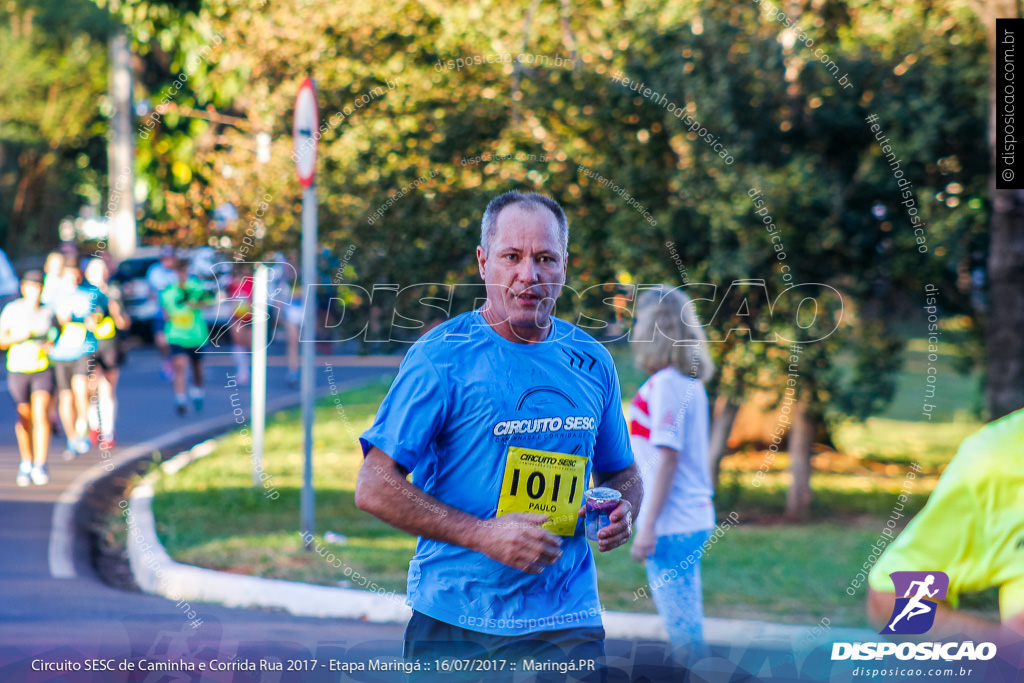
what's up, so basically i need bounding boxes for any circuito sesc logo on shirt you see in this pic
[880,571,950,635]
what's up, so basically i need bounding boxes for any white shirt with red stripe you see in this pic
[627,366,714,536]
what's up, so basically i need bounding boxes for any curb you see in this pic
[49,373,393,580]
[127,439,413,623]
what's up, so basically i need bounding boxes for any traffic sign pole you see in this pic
[251,263,268,487]
[294,77,319,549]
[300,186,316,548]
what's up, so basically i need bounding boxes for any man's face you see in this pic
[476,204,567,336]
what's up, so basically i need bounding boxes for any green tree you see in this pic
[112,0,990,517]
[0,0,114,256]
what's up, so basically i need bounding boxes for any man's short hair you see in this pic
[480,191,569,255]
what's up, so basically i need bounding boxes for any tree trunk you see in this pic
[980,0,1024,419]
[785,401,813,519]
[709,398,740,487]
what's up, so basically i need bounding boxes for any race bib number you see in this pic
[7,343,47,373]
[96,316,116,339]
[60,322,87,347]
[170,310,193,328]
[496,447,588,536]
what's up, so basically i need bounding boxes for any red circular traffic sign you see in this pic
[293,77,319,188]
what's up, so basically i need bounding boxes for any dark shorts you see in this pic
[403,610,605,682]
[169,344,202,360]
[7,368,54,405]
[54,355,94,393]
[95,337,125,371]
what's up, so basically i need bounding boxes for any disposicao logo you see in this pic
[831,570,997,663]
[881,570,949,635]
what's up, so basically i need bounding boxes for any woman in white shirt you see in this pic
[628,285,716,650]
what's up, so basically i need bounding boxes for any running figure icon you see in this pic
[888,574,939,631]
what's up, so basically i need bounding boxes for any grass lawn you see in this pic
[143,338,995,627]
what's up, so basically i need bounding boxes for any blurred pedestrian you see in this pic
[225,263,254,384]
[161,258,213,415]
[628,284,716,653]
[0,271,57,486]
[40,251,69,309]
[283,278,303,388]
[40,250,69,434]
[146,246,179,381]
[49,256,101,460]
[83,257,131,448]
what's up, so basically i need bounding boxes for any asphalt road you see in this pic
[0,345,421,681]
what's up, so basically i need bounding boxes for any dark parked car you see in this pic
[111,247,162,341]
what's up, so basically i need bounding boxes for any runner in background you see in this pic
[0,271,57,486]
[161,258,213,415]
[40,252,69,308]
[40,250,70,434]
[226,263,254,385]
[283,277,303,388]
[146,246,178,381]
[48,256,100,460]
[83,257,131,449]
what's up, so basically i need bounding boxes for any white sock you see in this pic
[98,383,116,434]
[188,386,204,399]
[87,400,101,432]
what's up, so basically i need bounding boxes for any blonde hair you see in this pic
[631,285,715,382]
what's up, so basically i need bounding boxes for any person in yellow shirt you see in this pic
[867,408,1024,644]
[0,271,58,486]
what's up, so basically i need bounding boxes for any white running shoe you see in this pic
[31,464,49,486]
[16,461,32,487]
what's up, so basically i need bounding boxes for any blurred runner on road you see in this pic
[146,245,179,381]
[83,257,131,449]
[0,271,57,486]
[161,258,213,415]
[48,255,100,460]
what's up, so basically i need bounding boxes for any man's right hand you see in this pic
[473,513,563,574]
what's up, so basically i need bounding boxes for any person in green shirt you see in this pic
[160,258,213,416]
[0,271,58,486]
[867,408,1024,645]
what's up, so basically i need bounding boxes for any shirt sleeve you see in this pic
[159,286,173,311]
[592,354,634,473]
[359,344,449,473]
[648,373,691,453]
[0,303,13,336]
[867,457,982,607]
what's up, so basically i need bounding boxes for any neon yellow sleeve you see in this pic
[867,455,981,609]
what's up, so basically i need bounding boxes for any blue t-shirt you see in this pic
[359,310,633,636]
[49,284,99,361]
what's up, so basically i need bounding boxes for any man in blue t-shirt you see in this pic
[356,191,641,674]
